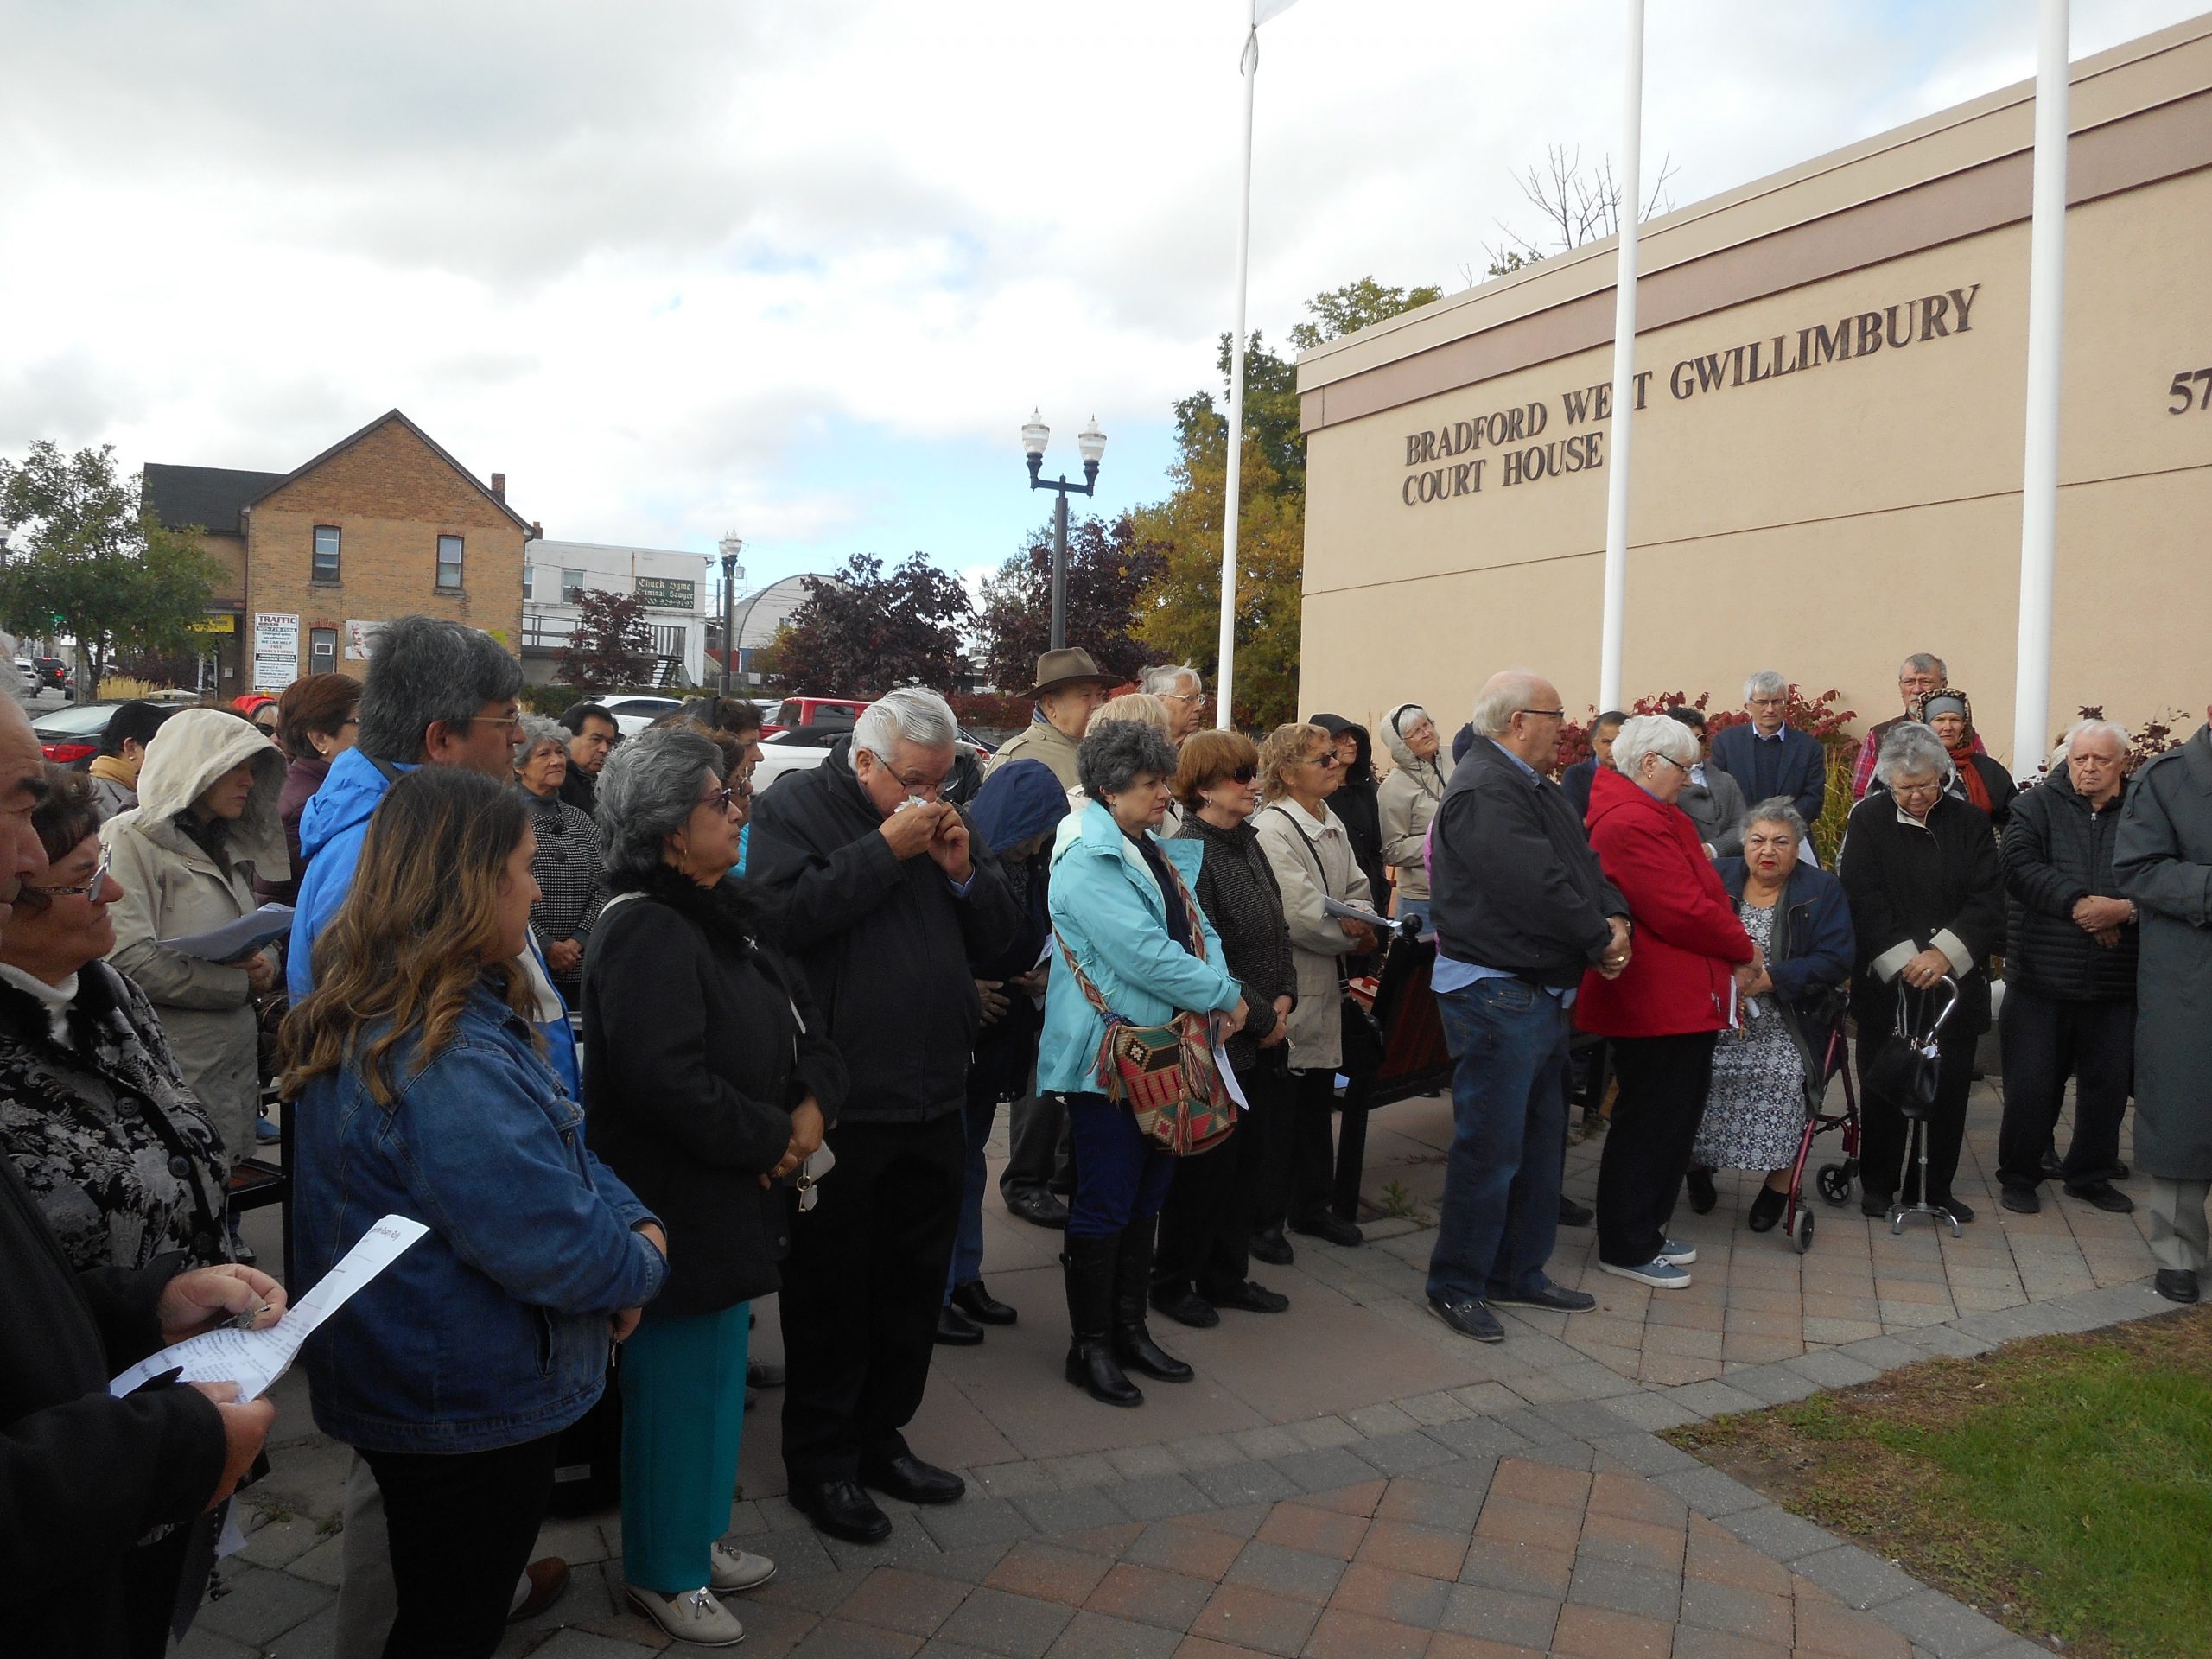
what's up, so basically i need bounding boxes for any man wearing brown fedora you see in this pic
[986,648,1117,1229]
[987,647,1120,790]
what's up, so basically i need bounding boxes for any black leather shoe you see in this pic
[1746,1185,1787,1233]
[1006,1190,1071,1229]
[933,1304,983,1346]
[2155,1268,2200,1305]
[1249,1225,1294,1265]
[1427,1296,1504,1342]
[747,1357,785,1389]
[1203,1279,1289,1314]
[1487,1282,1596,1313]
[1861,1192,1892,1218]
[1291,1212,1363,1248]
[1929,1196,1975,1224]
[1685,1167,1718,1215]
[2065,1180,2135,1214]
[790,1478,893,1543]
[1149,1285,1219,1328]
[1557,1194,1593,1228]
[2039,1147,2065,1181]
[858,1453,965,1506]
[1066,1338,1142,1406]
[950,1279,1018,1325]
[1999,1184,2041,1214]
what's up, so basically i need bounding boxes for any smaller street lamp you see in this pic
[1021,410,1107,652]
[718,530,744,696]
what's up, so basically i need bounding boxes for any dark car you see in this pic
[30,656,71,694]
[29,696,194,767]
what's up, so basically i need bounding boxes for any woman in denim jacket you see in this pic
[285,768,667,1659]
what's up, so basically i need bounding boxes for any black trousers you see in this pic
[1857,1025,1976,1204]
[1995,990,2134,1189]
[1257,1067,1344,1228]
[779,1112,964,1486]
[361,1433,560,1659]
[1156,1057,1284,1296]
[998,1093,1072,1201]
[1595,1032,1718,1268]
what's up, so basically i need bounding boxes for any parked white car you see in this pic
[601,695,683,737]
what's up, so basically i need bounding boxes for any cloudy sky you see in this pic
[0,0,2197,605]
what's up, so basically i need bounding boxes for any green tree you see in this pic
[777,552,970,696]
[0,442,224,688]
[1131,276,1441,728]
[557,587,654,689]
[974,512,1167,692]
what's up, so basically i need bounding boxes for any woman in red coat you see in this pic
[1579,716,1755,1288]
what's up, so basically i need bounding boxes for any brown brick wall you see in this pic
[244,419,524,682]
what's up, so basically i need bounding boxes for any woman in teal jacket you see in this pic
[1040,723,1247,1408]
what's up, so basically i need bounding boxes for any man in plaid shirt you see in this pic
[1850,652,1986,800]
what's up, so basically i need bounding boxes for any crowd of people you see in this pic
[4,621,2209,1659]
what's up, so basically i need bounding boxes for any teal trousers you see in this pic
[618,1300,750,1593]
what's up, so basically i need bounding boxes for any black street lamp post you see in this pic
[1020,411,1108,652]
[718,531,743,696]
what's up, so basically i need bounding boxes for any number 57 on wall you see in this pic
[2170,367,2212,412]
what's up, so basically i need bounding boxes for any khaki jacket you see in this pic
[988,716,1084,790]
[1253,798,1374,1071]
[1376,705,1446,904]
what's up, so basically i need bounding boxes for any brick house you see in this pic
[146,410,533,692]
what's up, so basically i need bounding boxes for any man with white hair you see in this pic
[1996,719,2139,1217]
[2118,702,2212,1304]
[748,689,1020,1541]
[1709,671,1827,827]
[1140,663,1207,745]
[1421,670,1624,1342]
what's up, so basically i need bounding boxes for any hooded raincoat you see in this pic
[1375,704,1446,905]
[101,709,288,1164]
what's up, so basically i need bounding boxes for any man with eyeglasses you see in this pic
[1421,671,1625,1344]
[1140,664,1208,746]
[1710,671,1826,828]
[1850,653,1984,802]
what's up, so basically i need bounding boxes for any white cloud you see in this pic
[0,0,2196,571]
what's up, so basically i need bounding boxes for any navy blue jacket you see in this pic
[1709,722,1827,828]
[1715,856,1855,1077]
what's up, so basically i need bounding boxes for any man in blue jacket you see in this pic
[1708,671,1827,829]
[285,616,575,1652]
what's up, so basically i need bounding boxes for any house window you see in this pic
[308,627,338,676]
[521,564,535,601]
[436,535,464,592]
[563,568,586,601]
[312,525,341,582]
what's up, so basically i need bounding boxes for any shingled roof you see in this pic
[142,463,286,535]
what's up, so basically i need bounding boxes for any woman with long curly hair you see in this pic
[283,766,669,1659]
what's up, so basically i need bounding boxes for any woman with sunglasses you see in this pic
[582,727,845,1647]
[0,766,231,1273]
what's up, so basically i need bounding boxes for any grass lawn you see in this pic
[1665,1306,2212,1659]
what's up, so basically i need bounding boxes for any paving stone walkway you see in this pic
[180,1079,2171,1657]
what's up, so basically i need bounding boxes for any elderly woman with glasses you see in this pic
[1577,715,1756,1289]
[1839,721,2005,1222]
[0,766,232,1274]
[1252,721,1381,1257]
[1039,722,1247,1408]
[1376,703,1446,933]
[512,714,607,1007]
[582,726,846,1646]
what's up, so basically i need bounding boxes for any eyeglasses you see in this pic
[1303,753,1342,769]
[1655,753,1692,774]
[470,713,524,737]
[1229,765,1257,784]
[1518,708,1567,720]
[701,785,748,814]
[29,846,111,900]
[1160,690,1205,707]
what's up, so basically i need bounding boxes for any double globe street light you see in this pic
[1020,410,1107,652]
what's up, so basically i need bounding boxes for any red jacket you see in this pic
[1576,765,1754,1037]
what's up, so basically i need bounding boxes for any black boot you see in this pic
[1062,1236,1141,1407]
[1111,1216,1192,1383]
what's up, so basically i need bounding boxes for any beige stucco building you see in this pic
[1296,16,2212,766]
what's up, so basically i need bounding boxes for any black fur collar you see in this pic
[609,862,762,950]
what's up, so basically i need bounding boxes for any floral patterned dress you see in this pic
[1693,900,1807,1172]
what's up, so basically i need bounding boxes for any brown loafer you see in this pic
[508,1556,570,1623]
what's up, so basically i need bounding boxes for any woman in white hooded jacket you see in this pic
[1375,704,1446,933]
[102,708,289,1198]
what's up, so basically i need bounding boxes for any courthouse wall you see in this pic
[1296,16,2212,767]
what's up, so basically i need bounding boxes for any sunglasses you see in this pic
[1220,765,1257,785]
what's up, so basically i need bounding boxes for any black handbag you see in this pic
[1862,977,1960,1117]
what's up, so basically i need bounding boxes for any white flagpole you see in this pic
[1597,0,1645,714]
[2011,0,2069,776]
[1216,2,1259,731]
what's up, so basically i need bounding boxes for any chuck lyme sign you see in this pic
[1398,282,1982,509]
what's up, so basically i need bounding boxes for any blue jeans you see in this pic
[1065,1091,1175,1239]
[1425,977,1568,1303]
[946,1090,997,1295]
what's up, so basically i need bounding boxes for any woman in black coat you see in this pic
[582,727,848,1648]
[1160,729,1299,1323]
[1308,714,1391,917]
[1838,723,2005,1223]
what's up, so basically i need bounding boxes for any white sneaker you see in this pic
[710,1541,778,1592]
[1600,1257,1694,1289]
[626,1585,745,1647]
[1656,1237,1697,1266]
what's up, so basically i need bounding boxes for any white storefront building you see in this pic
[520,538,710,689]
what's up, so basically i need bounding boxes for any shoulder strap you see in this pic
[1264,804,1334,898]
[1053,843,1212,1021]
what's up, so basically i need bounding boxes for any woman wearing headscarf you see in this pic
[1376,704,1446,933]
[102,708,287,1255]
[937,757,1067,1346]
[1308,714,1390,912]
[1910,688,2017,833]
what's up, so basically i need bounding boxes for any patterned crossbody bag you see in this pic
[1054,854,1237,1157]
